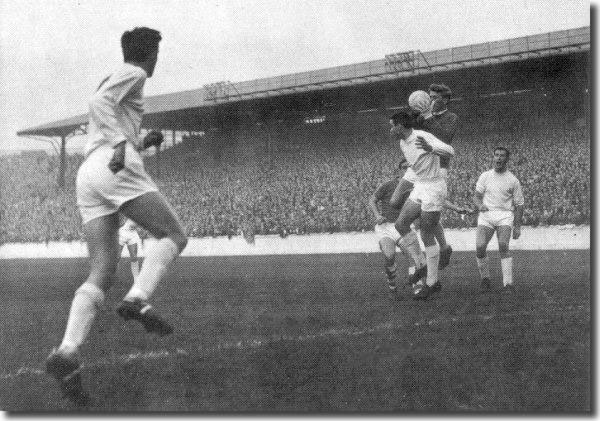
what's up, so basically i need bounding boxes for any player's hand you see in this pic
[512,226,521,240]
[143,130,164,149]
[478,204,489,212]
[415,136,433,152]
[375,215,387,225]
[108,141,126,173]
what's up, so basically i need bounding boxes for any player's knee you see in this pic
[498,242,510,254]
[76,282,106,306]
[170,233,188,253]
[476,245,487,258]
[395,220,409,235]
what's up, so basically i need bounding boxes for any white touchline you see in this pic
[0,305,588,381]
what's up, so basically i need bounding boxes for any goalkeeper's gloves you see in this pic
[108,141,126,173]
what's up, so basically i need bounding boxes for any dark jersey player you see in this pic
[369,163,426,299]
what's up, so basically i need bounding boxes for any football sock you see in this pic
[425,244,440,287]
[130,260,140,280]
[385,263,398,290]
[399,230,424,268]
[59,282,105,355]
[477,256,491,280]
[124,237,179,302]
[501,257,513,286]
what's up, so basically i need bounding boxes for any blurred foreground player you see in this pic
[390,85,458,269]
[46,27,188,405]
[473,147,524,293]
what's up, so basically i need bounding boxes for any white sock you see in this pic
[477,256,491,280]
[399,230,424,269]
[59,283,105,355]
[130,260,140,280]
[425,244,440,287]
[501,257,513,286]
[124,238,179,302]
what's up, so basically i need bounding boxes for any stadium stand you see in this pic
[0,98,589,243]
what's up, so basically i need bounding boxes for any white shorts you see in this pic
[375,222,401,244]
[478,210,514,229]
[77,143,158,224]
[408,178,447,212]
[119,229,141,247]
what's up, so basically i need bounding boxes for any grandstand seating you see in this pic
[0,108,590,243]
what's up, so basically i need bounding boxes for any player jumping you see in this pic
[473,147,524,293]
[369,162,470,299]
[45,27,188,405]
[390,110,454,300]
[390,84,458,271]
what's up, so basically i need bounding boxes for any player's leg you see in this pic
[47,212,120,404]
[418,210,442,290]
[117,191,187,335]
[475,224,496,290]
[126,242,140,280]
[395,199,427,283]
[496,225,514,290]
[379,237,399,296]
[393,188,425,279]
[436,169,452,268]
[390,178,414,209]
[434,222,452,269]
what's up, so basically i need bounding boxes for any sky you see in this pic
[0,0,590,154]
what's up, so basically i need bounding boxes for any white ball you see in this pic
[408,90,431,112]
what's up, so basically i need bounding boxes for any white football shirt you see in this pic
[476,169,525,211]
[399,129,454,182]
[84,63,147,158]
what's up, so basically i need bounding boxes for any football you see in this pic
[408,90,431,112]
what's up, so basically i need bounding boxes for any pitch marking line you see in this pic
[0,304,588,381]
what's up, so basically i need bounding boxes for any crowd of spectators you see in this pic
[0,112,589,243]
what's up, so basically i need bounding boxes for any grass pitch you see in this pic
[0,250,590,412]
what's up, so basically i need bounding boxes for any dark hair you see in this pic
[429,83,452,99]
[121,27,162,62]
[494,146,510,159]
[390,110,417,128]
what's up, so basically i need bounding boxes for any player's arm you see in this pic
[473,174,488,212]
[368,186,386,225]
[512,180,525,239]
[91,70,146,173]
[90,70,146,147]
[415,133,454,158]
